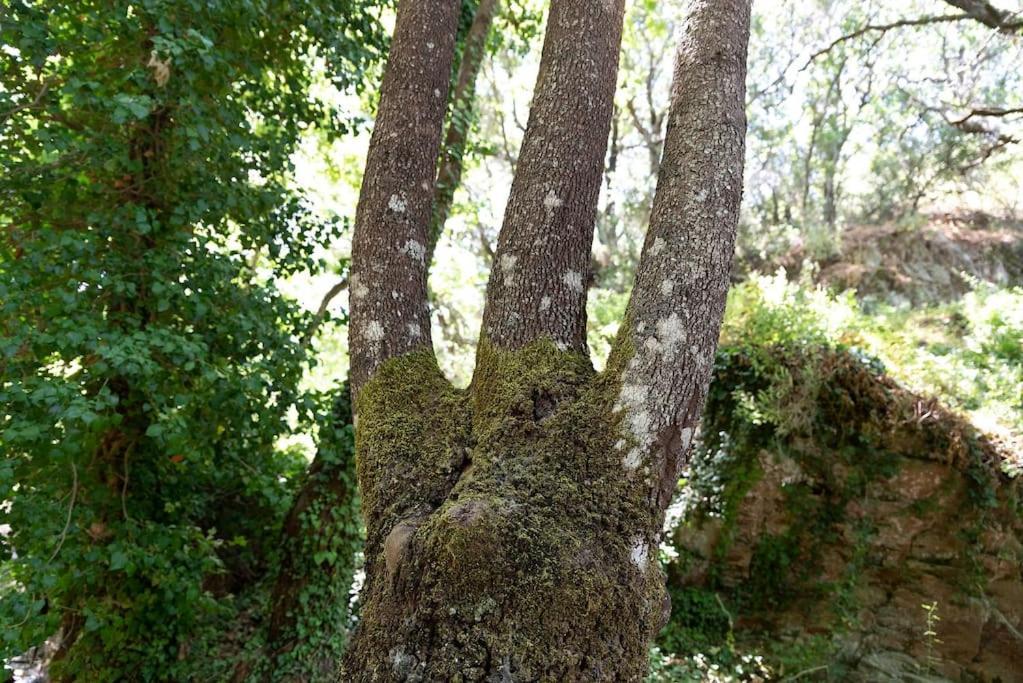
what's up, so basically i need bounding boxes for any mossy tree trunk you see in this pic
[263,385,360,682]
[342,0,751,679]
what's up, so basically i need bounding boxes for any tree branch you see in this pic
[804,14,973,68]
[940,0,1023,33]
[300,274,349,350]
[347,0,461,397]
[479,0,626,353]
[951,106,1023,124]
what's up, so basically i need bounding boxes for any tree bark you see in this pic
[609,0,750,520]
[480,0,626,353]
[348,0,461,397]
[428,0,501,264]
[341,0,751,679]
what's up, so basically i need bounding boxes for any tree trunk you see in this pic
[342,0,751,679]
[264,386,359,682]
[480,0,625,353]
[429,0,501,263]
[347,0,462,393]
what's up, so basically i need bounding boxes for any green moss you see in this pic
[345,338,671,679]
[353,350,472,533]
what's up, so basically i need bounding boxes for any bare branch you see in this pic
[951,106,1023,124]
[300,274,349,350]
[804,14,973,68]
[940,0,1023,33]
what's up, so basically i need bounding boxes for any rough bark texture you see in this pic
[341,0,751,679]
[428,0,501,262]
[609,0,751,521]
[348,0,461,397]
[480,0,626,353]
[941,0,1023,33]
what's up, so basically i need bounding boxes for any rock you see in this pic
[664,346,1022,682]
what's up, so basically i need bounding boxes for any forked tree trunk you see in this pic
[342,0,751,679]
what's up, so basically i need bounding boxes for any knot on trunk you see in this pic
[384,517,424,582]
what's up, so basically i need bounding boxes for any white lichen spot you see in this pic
[555,341,569,352]
[644,336,661,353]
[660,279,675,297]
[389,646,415,675]
[630,538,649,570]
[434,88,441,98]
[391,290,399,300]
[616,381,654,471]
[694,189,709,203]
[562,270,583,293]
[364,321,385,342]
[388,194,407,213]
[655,313,687,348]
[540,296,551,312]
[426,41,435,50]
[500,254,518,286]
[650,237,666,255]
[543,189,563,214]
[679,427,694,453]
[402,239,426,264]
[622,448,644,471]
[406,322,421,339]
[351,275,369,300]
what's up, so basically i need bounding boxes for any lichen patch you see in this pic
[388,194,408,213]
[562,270,584,293]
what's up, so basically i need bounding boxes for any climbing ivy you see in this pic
[0,1,387,679]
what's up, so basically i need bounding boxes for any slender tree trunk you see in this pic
[429,0,501,262]
[263,386,359,682]
[347,0,461,393]
[480,0,625,353]
[342,0,751,679]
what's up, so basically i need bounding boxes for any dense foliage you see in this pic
[0,1,386,678]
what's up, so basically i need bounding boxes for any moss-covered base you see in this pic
[340,341,667,680]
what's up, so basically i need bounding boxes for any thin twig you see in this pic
[49,462,78,562]
[783,665,829,681]
[803,14,972,69]
[300,275,349,349]
[951,106,1023,125]
[121,440,136,522]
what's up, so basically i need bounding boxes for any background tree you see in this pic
[341,0,751,678]
[0,1,386,679]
